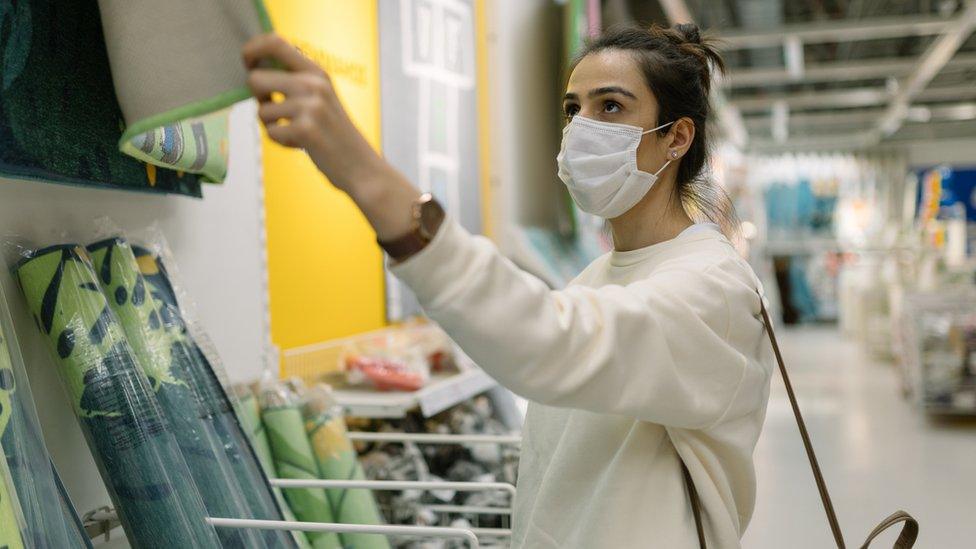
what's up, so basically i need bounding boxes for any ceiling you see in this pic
[604,0,976,153]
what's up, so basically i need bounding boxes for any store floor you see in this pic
[742,325,975,548]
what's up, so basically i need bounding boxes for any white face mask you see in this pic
[557,116,675,219]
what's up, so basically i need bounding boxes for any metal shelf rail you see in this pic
[207,517,482,548]
[87,433,521,546]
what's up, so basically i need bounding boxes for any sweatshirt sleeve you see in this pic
[391,219,761,429]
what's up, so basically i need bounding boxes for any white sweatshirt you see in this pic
[391,219,774,548]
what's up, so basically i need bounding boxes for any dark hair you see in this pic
[574,23,738,235]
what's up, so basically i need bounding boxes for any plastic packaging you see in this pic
[0,282,91,549]
[339,322,454,392]
[302,384,389,549]
[231,383,311,549]
[128,242,296,548]
[86,237,265,548]
[258,378,341,549]
[13,244,220,548]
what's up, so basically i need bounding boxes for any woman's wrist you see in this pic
[346,165,422,242]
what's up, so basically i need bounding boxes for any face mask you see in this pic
[557,116,675,218]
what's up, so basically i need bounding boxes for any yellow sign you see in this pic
[262,0,386,352]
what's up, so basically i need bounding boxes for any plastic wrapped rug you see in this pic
[14,245,220,548]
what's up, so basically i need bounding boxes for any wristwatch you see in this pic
[378,193,445,262]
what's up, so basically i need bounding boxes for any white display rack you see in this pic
[333,367,497,418]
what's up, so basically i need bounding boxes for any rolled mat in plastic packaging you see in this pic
[260,382,341,549]
[131,245,297,548]
[0,366,23,549]
[303,385,389,549]
[0,286,89,548]
[52,462,93,549]
[0,468,23,548]
[14,245,220,549]
[87,238,263,548]
[233,386,311,549]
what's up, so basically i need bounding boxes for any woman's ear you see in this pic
[667,117,696,159]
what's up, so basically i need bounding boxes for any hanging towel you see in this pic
[0,0,203,196]
[97,0,273,182]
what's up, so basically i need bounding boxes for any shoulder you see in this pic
[634,236,761,331]
[568,251,613,286]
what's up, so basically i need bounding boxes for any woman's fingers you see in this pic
[243,33,319,73]
[265,123,300,148]
[247,69,317,102]
[257,98,301,125]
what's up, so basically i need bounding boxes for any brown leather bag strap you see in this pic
[682,291,918,549]
[681,461,707,548]
[858,511,919,549]
[758,294,848,548]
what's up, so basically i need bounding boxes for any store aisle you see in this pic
[743,326,976,548]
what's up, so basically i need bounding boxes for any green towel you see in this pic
[87,238,265,548]
[260,383,341,549]
[131,245,297,548]
[0,0,202,195]
[303,386,389,549]
[233,387,312,549]
[14,245,220,548]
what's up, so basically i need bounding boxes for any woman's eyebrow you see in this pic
[563,92,579,101]
[588,86,636,99]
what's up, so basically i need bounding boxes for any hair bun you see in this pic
[674,23,702,45]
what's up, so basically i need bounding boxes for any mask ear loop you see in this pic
[640,121,676,177]
[652,159,672,177]
[641,120,675,135]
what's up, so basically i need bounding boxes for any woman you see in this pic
[243,22,773,548]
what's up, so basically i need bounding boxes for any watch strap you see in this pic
[379,230,430,261]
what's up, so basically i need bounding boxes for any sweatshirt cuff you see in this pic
[388,217,469,309]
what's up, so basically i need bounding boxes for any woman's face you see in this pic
[563,49,671,175]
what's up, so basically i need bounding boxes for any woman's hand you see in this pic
[242,34,382,192]
[242,33,421,241]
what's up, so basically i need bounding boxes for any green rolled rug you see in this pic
[87,238,264,549]
[0,287,90,548]
[14,245,220,549]
[131,245,297,548]
[52,462,93,549]
[0,358,24,549]
[303,385,389,549]
[0,465,23,549]
[260,382,341,549]
[233,385,311,549]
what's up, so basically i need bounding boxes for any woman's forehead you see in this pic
[567,50,647,96]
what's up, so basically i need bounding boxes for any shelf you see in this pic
[333,366,497,419]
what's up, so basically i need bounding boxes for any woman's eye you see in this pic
[563,104,579,119]
[604,101,621,114]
